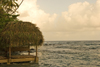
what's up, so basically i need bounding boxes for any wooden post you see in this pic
[35,45,38,63]
[28,45,30,55]
[7,47,11,64]
[36,45,37,57]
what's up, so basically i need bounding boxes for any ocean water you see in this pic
[1,41,100,67]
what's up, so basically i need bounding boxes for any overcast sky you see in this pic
[18,0,100,41]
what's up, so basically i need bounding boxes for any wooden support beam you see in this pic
[35,45,38,63]
[0,59,8,63]
[7,47,11,64]
[11,58,35,62]
[36,46,37,58]
[28,45,30,55]
[9,47,11,59]
[5,47,30,51]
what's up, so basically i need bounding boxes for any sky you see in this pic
[18,0,100,41]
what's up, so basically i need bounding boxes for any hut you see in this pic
[0,21,44,64]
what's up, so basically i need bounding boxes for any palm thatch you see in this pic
[0,21,44,48]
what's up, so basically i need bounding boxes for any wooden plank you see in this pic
[6,47,30,51]
[11,55,35,59]
[13,47,29,51]
[0,59,7,63]
[11,58,36,62]
[0,56,7,59]
[0,57,39,63]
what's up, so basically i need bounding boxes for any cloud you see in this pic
[58,1,100,31]
[18,0,57,24]
[18,0,100,41]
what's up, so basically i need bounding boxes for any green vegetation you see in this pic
[0,9,19,32]
[0,0,24,32]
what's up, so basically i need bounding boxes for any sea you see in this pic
[1,41,100,67]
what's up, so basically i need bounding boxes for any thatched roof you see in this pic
[0,21,44,47]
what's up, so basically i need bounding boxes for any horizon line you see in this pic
[45,40,100,42]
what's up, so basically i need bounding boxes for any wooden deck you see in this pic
[0,55,38,64]
[0,46,38,64]
[0,56,7,63]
